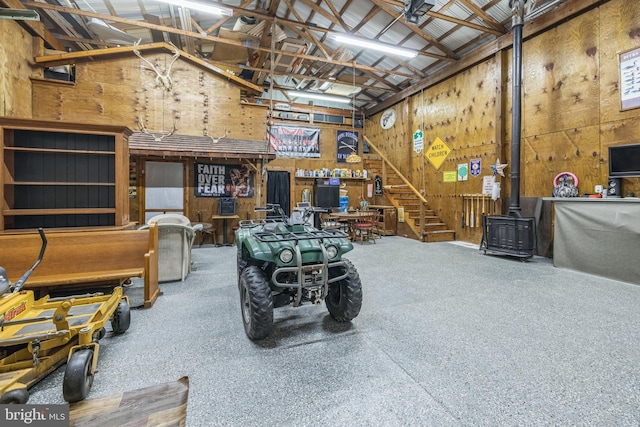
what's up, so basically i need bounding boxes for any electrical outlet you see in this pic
[595,185,603,193]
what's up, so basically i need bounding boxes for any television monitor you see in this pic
[314,179,339,208]
[609,144,640,178]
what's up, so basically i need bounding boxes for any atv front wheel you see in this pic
[326,259,362,322]
[237,245,248,280]
[239,265,273,340]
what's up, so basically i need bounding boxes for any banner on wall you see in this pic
[336,130,359,163]
[268,125,320,158]
[194,162,254,198]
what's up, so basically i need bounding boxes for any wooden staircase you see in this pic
[364,137,455,242]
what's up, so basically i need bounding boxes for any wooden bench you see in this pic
[0,224,159,308]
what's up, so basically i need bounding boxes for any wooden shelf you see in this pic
[1,117,130,230]
[3,147,115,155]
[295,176,368,180]
[7,181,116,186]
[4,208,116,216]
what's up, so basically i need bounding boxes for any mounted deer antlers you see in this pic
[204,128,227,144]
[133,39,181,92]
[138,118,177,142]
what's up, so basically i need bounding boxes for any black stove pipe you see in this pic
[508,0,526,218]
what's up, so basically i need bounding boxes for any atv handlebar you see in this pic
[254,205,332,225]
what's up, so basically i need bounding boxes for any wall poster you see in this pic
[620,46,640,111]
[336,130,359,163]
[194,162,254,198]
[268,125,320,158]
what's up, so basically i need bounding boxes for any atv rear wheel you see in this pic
[326,259,362,322]
[239,265,273,340]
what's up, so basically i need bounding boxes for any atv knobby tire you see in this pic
[237,245,248,280]
[326,258,362,322]
[239,265,273,340]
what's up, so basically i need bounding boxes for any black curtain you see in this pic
[267,171,290,216]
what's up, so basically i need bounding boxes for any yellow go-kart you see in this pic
[0,229,130,403]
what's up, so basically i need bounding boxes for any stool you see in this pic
[231,225,239,245]
[197,212,217,247]
[199,224,217,247]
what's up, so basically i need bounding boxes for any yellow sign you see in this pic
[425,137,451,170]
[443,171,457,183]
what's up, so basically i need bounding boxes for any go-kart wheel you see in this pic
[326,258,363,322]
[63,349,94,403]
[239,265,273,340]
[111,298,130,335]
[0,388,29,404]
[93,327,106,342]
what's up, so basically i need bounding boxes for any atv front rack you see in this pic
[239,219,348,242]
[238,218,281,229]
[254,228,348,243]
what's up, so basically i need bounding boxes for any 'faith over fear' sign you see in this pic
[194,163,254,198]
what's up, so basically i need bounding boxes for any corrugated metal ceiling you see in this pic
[19,0,568,111]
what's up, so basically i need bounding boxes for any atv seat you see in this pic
[262,222,280,234]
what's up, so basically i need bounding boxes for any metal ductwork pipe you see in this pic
[508,0,528,218]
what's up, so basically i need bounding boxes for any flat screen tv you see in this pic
[609,144,640,178]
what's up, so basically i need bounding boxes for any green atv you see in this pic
[235,204,363,340]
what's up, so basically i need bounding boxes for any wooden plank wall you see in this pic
[268,122,371,211]
[27,46,365,225]
[0,20,36,118]
[31,53,255,138]
[30,53,270,225]
[366,0,640,243]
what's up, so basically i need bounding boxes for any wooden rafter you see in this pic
[369,0,457,59]
[367,0,607,116]
[418,0,506,76]
[0,0,64,51]
[457,0,508,34]
[237,63,395,94]
[382,0,507,36]
[23,1,417,80]
[34,42,264,93]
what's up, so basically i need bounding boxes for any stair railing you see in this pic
[364,135,428,239]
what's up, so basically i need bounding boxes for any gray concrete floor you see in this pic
[28,237,640,426]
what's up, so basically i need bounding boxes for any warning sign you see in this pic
[424,137,451,170]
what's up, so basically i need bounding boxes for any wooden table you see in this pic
[329,211,377,242]
[211,214,240,246]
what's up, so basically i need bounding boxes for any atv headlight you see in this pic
[325,245,338,260]
[279,248,294,263]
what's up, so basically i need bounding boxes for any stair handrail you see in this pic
[364,135,428,205]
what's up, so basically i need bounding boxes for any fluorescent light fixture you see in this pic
[0,8,40,21]
[329,33,418,59]
[87,17,138,45]
[287,90,352,104]
[155,0,233,16]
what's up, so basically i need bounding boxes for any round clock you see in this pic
[380,109,396,129]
